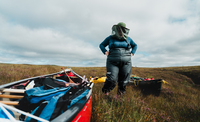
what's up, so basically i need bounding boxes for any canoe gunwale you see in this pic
[0,69,70,89]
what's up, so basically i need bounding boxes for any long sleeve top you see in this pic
[99,35,137,55]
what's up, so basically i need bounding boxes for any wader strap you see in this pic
[124,39,131,49]
[111,38,115,49]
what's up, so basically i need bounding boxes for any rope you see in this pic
[134,79,142,87]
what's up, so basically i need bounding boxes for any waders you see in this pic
[102,48,132,95]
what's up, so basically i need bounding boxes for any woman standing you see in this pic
[99,22,137,95]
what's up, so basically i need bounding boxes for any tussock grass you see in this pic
[0,63,199,122]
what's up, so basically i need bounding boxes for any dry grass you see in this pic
[0,63,199,122]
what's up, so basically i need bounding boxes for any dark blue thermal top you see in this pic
[99,35,137,55]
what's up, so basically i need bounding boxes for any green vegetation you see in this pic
[0,63,199,122]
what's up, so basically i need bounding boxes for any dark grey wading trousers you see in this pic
[102,48,132,94]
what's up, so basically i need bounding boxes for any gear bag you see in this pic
[17,86,71,113]
[25,85,90,121]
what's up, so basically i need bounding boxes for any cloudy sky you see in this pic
[0,0,199,67]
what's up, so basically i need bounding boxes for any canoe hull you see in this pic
[72,96,92,122]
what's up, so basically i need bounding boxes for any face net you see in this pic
[112,25,130,40]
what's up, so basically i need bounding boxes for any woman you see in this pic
[99,22,137,95]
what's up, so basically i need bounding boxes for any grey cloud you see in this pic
[0,0,199,67]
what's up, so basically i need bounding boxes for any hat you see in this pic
[111,22,129,40]
[117,22,126,28]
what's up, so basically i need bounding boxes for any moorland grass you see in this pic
[0,63,199,122]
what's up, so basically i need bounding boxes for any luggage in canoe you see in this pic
[0,68,93,122]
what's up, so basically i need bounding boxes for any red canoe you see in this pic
[0,68,93,122]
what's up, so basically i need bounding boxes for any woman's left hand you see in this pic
[131,53,133,57]
[105,51,109,56]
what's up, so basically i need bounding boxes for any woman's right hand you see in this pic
[105,51,109,56]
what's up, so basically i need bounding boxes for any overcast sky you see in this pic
[0,0,199,67]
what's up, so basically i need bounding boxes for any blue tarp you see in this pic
[0,108,14,119]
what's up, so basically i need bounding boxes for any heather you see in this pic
[0,63,199,122]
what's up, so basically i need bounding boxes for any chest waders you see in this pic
[102,48,132,95]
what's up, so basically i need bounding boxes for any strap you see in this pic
[124,39,131,49]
